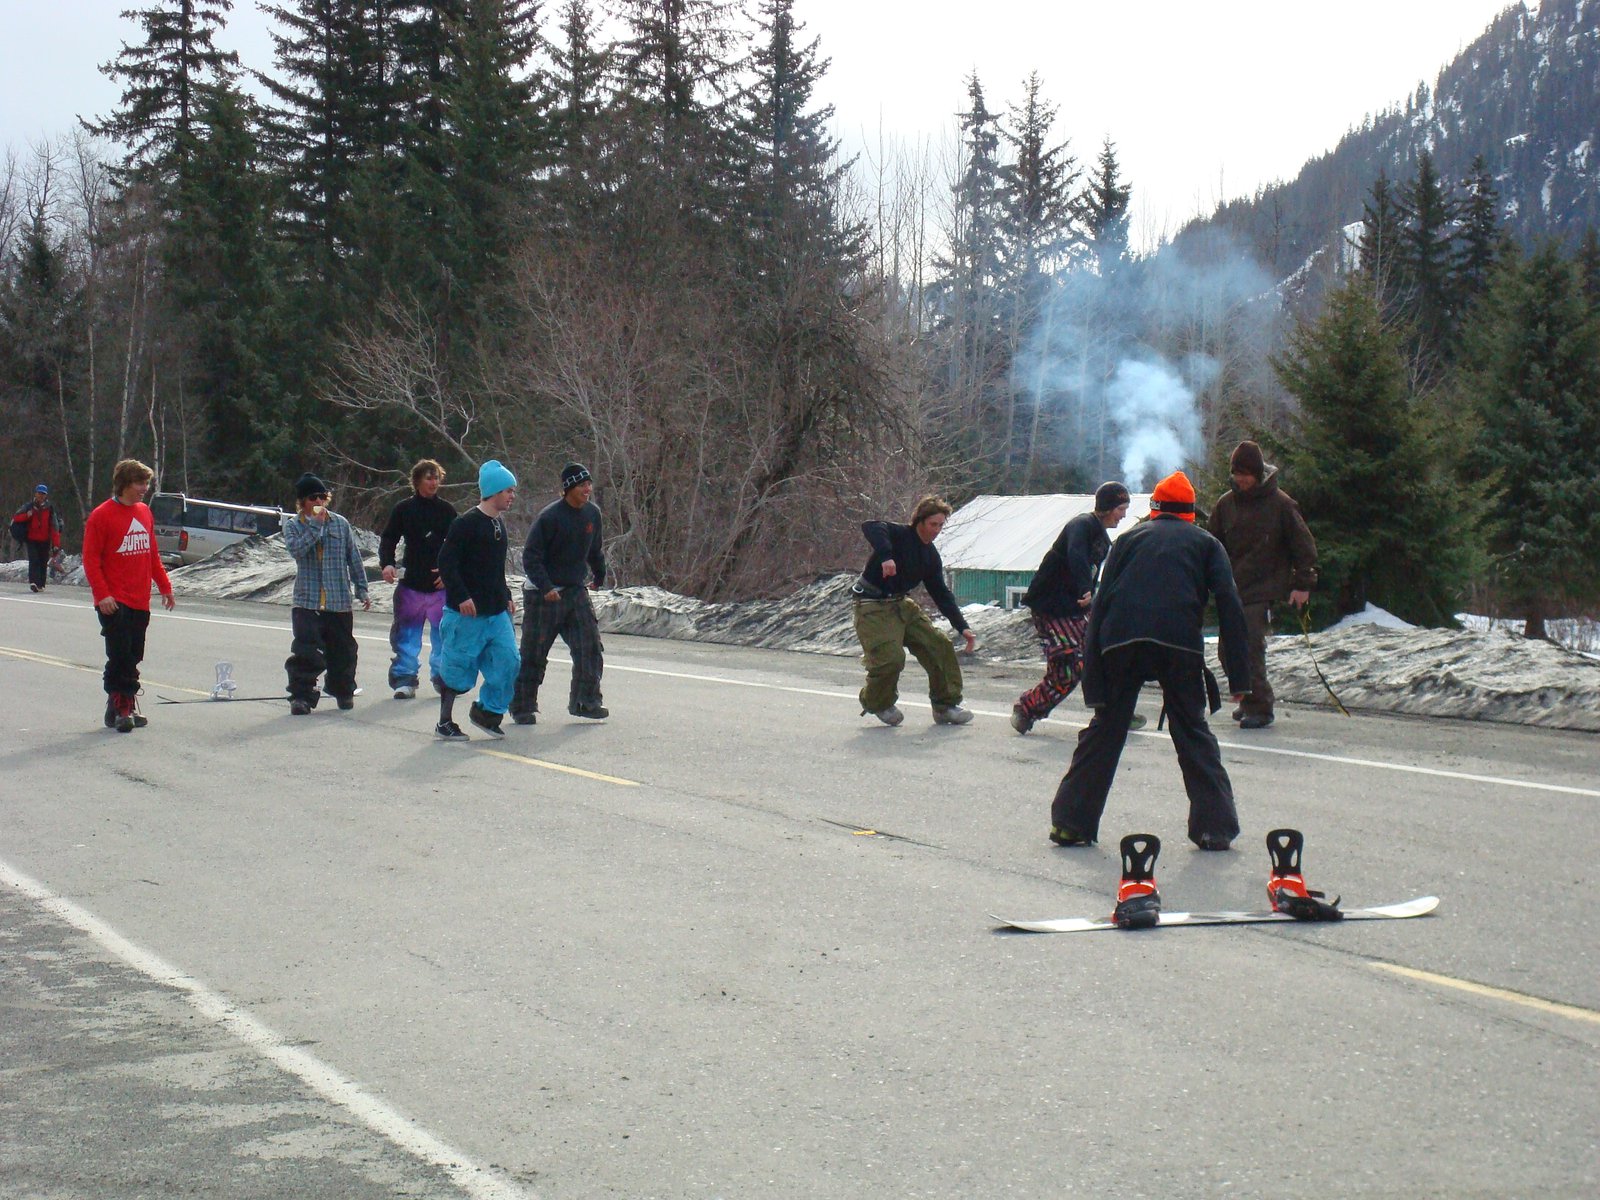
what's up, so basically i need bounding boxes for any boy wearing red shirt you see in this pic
[82,459,176,731]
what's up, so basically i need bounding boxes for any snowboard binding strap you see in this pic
[1266,828,1343,921]
[1113,834,1162,929]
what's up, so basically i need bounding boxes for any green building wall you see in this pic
[949,569,1036,608]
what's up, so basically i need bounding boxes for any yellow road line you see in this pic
[1371,962,1600,1026]
[476,747,639,787]
[0,644,211,697]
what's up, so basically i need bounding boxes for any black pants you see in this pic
[512,586,604,714]
[98,605,151,697]
[26,539,50,588]
[1050,641,1239,845]
[286,608,358,703]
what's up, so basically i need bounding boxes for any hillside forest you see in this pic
[2,0,1597,636]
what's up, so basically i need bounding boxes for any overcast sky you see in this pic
[2,0,1522,239]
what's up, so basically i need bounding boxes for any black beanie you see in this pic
[561,462,591,492]
[294,472,330,500]
[1230,440,1266,479]
[1094,481,1131,513]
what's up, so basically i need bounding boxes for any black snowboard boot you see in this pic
[1112,834,1161,929]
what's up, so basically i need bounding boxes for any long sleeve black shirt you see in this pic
[1022,511,1110,618]
[378,493,457,591]
[859,521,968,633]
[438,508,512,616]
[522,499,606,592]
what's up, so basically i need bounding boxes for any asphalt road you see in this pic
[2,583,1597,1199]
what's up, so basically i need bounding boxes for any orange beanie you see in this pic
[1149,471,1197,521]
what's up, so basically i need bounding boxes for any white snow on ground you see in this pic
[7,541,1599,731]
[1326,603,1415,631]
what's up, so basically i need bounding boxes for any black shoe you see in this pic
[435,720,470,741]
[336,695,355,711]
[104,698,117,729]
[1049,826,1094,847]
[469,702,505,738]
[1193,832,1233,851]
[569,702,609,719]
[29,583,40,593]
[510,710,537,725]
[289,698,313,716]
[1238,714,1274,729]
[1010,705,1035,735]
[1232,707,1245,722]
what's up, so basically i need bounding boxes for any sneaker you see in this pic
[510,710,537,725]
[112,693,135,734]
[1010,705,1035,735]
[393,685,417,700]
[130,698,148,728]
[1231,707,1245,722]
[1112,834,1162,929]
[435,720,470,741]
[1127,713,1147,731]
[1193,832,1233,851]
[865,704,904,727]
[1238,713,1274,730]
[1049,825,1094,847]
[104,697,117,729]
[932,704,973,726]
[336,695,355,711]
[289,698,313,716]
[568,702,609,720]
[469,702,505,738]
[29,583,40,593]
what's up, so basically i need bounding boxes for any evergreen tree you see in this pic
[1356,172,1406,324]
[85,0,240,187]
[547,0,610,202]
[1576,226,1600,310]
[1396,150,1460,368]
[1080,137,1130,277]
[1455,153,1501,308]
[1458,241,1600,638]
[1273,275,1480,624]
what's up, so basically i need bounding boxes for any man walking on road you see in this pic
[1048,470,1251,851]
[378,459,456,699]
[434,461,520,740]
[12,484,63,593]
[283,473,371,715]
[1011,481,1143,735]
[1208,440,1318,729]
[511,462,608,724]
[852,495,978,727]
[82,459,175,732]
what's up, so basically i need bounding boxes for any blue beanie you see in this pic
[478,459,517,497]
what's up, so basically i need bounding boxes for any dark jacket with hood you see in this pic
[1208,465,1317,606]
[1022,511,1110,618]
[1080,515,1250,708]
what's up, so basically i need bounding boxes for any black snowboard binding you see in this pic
[1112,834,1162,929]
[1266,828,1343,921]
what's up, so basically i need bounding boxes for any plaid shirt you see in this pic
[284,511,368,612]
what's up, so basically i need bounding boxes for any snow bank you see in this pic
[11,548,1598,731]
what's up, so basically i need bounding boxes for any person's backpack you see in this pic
[9,508,30,545]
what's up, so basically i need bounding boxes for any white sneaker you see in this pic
[393,685,417,699]
[933,704,973,726]
[867,704,904,727]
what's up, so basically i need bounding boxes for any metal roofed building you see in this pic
[935,493,1153,609]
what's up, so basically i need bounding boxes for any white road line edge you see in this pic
[0,858,535,1200]
[5,593,1596,799]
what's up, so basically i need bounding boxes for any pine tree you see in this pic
[1081,137,1130,278]
[1458,241,1600,638]
[85,0,241,187]
[1396,151,1460,369]
[1356,172,1406,324]
[1455,154,1501,309]
[1576,226,1600,311]
[1273,275,1480,624]
[547,0,610,199]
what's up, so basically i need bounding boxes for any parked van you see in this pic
[149,493,286,567]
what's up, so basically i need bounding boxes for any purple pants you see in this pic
[390,584,446,688]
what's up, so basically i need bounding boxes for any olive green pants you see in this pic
[854,597,963,713]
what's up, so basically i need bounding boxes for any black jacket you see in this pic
[1081,516,1250,707]
[378,493,457,591]
[859,521,968,633]
[1022,511,1109,618]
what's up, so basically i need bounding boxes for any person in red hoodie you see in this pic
[82,459,176,731]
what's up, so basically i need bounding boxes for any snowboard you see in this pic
[991,894,1439,934]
